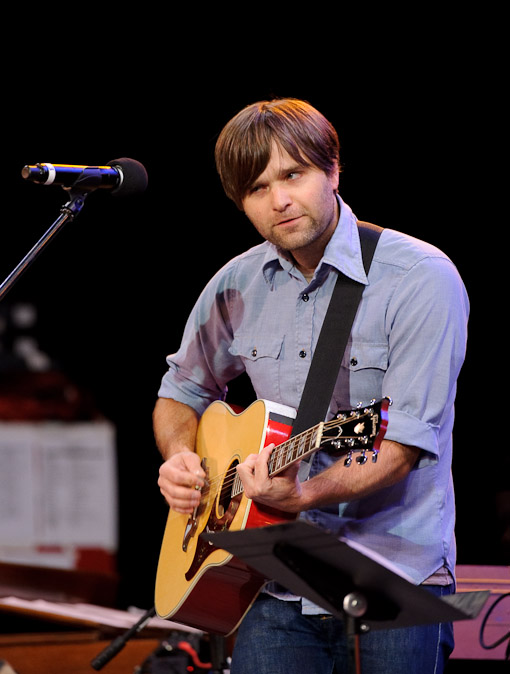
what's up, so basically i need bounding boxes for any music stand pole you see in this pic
[343,592,369,674]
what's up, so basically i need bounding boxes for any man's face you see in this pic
[241,142,339,262]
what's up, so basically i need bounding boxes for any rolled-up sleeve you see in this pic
[382,254,469,461]
[158,263,246,416]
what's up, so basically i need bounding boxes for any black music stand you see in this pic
[202,521,489,674]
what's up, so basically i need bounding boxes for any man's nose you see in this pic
[270,185,292,211]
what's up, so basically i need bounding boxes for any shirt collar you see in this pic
[262,196,369,286]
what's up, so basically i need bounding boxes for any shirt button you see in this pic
[302,293,309,302]
[299,350,307,358]
[251,348,257,357]
[350,357,358,366]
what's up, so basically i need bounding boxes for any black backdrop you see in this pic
[1,70,504,610]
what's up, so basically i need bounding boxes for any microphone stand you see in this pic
[0,188,88,302]
[90,606,157,670]
[90,606,225,672]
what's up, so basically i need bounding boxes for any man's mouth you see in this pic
[275,215,303,226]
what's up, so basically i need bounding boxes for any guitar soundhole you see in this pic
[216,459,239,518]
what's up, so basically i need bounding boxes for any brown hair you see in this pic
[215,98,340,210]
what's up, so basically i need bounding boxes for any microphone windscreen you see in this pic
[107,158,148,197]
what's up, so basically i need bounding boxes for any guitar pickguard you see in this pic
[185,458,243,581]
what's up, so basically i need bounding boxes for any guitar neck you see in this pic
[230,399,388,498]
[267,424,324,476]
[231,423,324,498]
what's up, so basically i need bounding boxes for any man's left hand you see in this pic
[236,444,303,512]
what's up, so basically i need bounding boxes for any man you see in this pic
[154,98,469,673]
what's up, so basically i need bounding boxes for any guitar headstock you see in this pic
[321,397,391,466]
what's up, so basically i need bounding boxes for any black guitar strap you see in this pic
[290,221,383,439]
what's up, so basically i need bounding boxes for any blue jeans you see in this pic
[231,587,454,674]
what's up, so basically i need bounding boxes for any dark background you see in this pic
[1,57,505,612]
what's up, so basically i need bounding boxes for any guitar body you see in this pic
[154,396,389,636]
[154,399,297,635]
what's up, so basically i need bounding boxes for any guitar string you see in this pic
[197,412,373,500]
[165,406,376,519]
[162,409,378,523]
[199,425,318,498]
[200,412,374,498]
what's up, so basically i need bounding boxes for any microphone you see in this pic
[21,158,148,197]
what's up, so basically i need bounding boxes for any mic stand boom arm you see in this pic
[0,189,88,302]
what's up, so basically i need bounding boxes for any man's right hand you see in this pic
[158,450,206,514]
[153,398,203,513]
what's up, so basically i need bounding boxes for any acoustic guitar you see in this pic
[155,397,390,635]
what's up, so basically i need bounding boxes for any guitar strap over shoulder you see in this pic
[290,221,383,440]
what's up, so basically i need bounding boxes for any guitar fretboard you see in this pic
[231,423,323,498]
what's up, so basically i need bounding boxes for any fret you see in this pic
[285,443,295,465]
[268,450,281,476]
[311,424,323,449]
[297,434,307,458]
[275,446,285,471]
[232,471,243,498]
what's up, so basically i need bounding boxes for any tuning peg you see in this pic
[356,451,368,465]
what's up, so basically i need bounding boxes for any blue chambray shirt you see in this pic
[158,197,469,597]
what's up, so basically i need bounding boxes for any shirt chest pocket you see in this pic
[344,342,388,373]
[229,333,284,401]
[333,342,389,410]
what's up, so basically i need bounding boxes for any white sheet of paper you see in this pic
[0,421,117,550]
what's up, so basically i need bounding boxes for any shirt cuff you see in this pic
[158,370,219,417]
[384,408,440,466]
